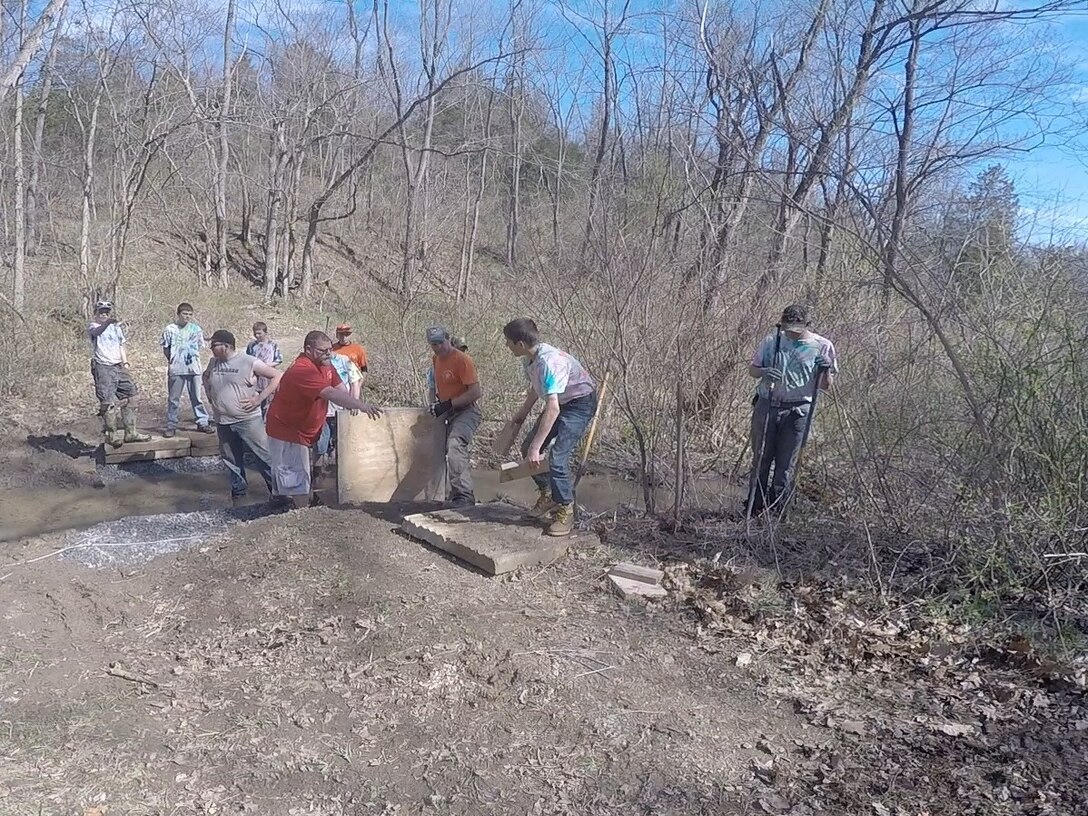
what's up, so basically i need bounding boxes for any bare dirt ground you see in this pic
[1,429,1086,815]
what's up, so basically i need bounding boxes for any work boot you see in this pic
[102,406,123,448]
[528,486,558,518]
[121,407,151,443]
[546,504,575,537]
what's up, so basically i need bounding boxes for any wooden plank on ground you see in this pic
[102,435,191,464]
[607,562,665,586]
[402,502,571,575]
[499,458,550,483]
[337,407,446,503]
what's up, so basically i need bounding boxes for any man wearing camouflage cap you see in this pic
[426,325,482,507]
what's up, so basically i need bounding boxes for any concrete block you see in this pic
[608,562,664,586]
[338,407,446,504]
[608,575,668,601]
[402,501,570,575]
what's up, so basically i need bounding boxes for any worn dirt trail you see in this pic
[0,507,793,815]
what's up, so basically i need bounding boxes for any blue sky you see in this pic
[991,12,1088,243]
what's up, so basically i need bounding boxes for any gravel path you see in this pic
[95,456,227,484]
[58,504,287,568]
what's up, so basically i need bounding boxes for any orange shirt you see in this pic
[432,349,478,402]
[333,341,367,372]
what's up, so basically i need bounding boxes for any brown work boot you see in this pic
[528,487,558,519]
[546,504,575,537]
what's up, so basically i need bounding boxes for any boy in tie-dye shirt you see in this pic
[747,303,838,517]
[503,318,598,538]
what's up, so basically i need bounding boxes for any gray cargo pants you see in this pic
[444,404,481,504]
[748,397,811,515]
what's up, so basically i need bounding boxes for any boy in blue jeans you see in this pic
[503,318,597,537]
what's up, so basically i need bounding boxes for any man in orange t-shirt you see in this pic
[332,324,368,386]
[265,330,381,503]
[426,325,482,507]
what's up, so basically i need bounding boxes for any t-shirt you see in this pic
[205,352,261,425]
[333,341,368,372]
[88,321,125,365]
[432,349,478,402]
[245,338,283,392]
[265,355,343,445]
[751,331,839,403]
[160,321,205,376]
[523,343,595,405]
[326,353,363,416]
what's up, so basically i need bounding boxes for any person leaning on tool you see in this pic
[746,304,837,517]
[426,326,483,508]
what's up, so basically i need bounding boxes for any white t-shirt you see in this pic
[88,321,125,366]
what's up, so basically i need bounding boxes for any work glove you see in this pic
[815,354,832,370]
[762,367,784,383]
[430,399,453,417]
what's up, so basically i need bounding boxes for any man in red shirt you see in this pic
[265,330,382,504]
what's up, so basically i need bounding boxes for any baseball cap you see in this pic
[450,335,468,351]
[95,300,113,312]
[210,329,236,347]
[780,304,809,332]
[335,324,352,334]
[425,325,450,343]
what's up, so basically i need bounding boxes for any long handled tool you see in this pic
[746,325,782,518]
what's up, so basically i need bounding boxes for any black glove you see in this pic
[430,399,453,417]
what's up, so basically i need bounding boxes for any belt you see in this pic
[763,397,810,408]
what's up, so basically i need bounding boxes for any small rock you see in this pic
[736,652,753,668]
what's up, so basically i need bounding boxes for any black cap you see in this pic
[780,304,809,330]
[210,329,236,348]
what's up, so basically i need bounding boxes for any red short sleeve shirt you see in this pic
[265,355,342,445]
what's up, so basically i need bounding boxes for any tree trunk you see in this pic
[26,9,60,254]
[79,83,103,300]
[262,121,287,301]
[11,3,26,311]
[215,0,236,287]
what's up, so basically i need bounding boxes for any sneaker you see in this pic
[528,489,558,518]
[546,504,575,537]
[163,429,176,438]
[198,424,216,434]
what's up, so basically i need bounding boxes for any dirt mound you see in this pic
[0,508,790,815]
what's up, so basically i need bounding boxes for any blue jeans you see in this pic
[521,392,597,506]
[314,415,337,457]
[166,374,210,431]
[218,416,275,497]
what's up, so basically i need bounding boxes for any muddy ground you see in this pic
[1,428,1086,816]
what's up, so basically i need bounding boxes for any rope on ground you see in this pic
[0,535,203,581]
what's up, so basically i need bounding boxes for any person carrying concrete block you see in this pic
[426,326,483,508]
[264,330,382,506]
[502,318,597,537]
[87,300,151,448]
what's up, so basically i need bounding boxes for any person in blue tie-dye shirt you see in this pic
[160,302,213,437]
[746,303,838,517]
[503,318,597,538]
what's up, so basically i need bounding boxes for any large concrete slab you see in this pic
[401,502,570,575]
[338,407,446,503]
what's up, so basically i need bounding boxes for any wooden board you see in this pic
[101,435,191,464]
[498,457,550,483]
[491,419,522,457]
[337,407,446,504]
[402,502,570,575]
[607,562,665,586]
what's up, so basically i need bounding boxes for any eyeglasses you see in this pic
[311,346,333,356]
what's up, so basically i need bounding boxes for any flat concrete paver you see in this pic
[402,501,572,575]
